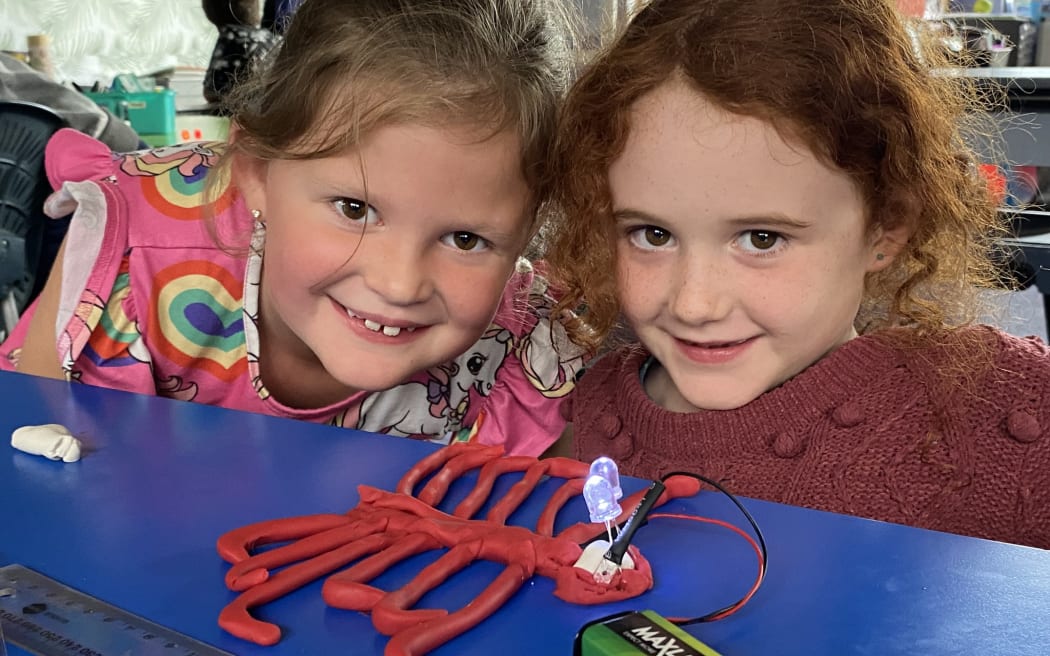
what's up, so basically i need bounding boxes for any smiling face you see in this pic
[609,80,901,412]
[237,122,531,406]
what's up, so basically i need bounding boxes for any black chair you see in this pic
[998,208,1050,337]
[0,100,65,340]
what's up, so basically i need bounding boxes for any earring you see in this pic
[250,209,262,220]
[876,253,885,261]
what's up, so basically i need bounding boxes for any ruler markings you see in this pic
[0,565,233,656]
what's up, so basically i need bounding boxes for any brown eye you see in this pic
[749,230,778,250]
[627,225,675,250]
[446,231,485,252]
[334,198,374,222]
[644,227,671,247]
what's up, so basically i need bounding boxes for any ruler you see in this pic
[0,564,234,656]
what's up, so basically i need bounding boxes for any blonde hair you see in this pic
[207,0,572,235]
[547,0,1007,353]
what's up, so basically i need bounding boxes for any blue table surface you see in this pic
[2,370,1049,655]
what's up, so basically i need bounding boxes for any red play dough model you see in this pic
[216,442,700,655]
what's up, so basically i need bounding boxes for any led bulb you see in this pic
[583,474,622,524]
[589,456,623,500]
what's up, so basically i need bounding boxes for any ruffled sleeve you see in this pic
[0,129,157,394]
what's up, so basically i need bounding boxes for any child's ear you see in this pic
[867,192,917,273]
[866,220,911,273]
[228,127,269,218]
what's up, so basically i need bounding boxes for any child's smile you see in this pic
[673,335,758,366]
[338,302,427,342]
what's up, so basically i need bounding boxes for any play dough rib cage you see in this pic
[216,442,701,656]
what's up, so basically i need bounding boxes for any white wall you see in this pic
[0,0,216,86]
[0,0,625,129]
[0,0,625,87]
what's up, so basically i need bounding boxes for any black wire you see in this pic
[659,470,768,626]
[605,480,666,565]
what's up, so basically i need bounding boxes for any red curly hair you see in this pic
[546,0,1006,353]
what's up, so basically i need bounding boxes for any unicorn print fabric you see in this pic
[0,130,583,455]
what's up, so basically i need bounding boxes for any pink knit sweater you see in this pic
[570,326,1050,549]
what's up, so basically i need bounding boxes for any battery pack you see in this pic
[577,610,723,656]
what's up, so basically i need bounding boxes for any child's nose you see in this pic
[669,256,732,324]
[362,243,434,305]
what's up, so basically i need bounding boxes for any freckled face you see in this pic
[609,81,891,411]
[240,123,531,403]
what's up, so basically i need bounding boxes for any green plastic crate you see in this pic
[84,74,176,141]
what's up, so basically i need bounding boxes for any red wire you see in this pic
[648,512,766,622]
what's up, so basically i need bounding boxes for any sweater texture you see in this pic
[570,327,1050,548]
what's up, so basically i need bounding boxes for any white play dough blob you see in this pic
[11,424,82,462]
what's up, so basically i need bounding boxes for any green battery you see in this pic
[577,610,723,656]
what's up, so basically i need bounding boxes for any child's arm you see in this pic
[16,237,68,380]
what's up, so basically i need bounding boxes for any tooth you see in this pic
[382,325,401,337]
[406,326,415,332]
[363,319,381,331]
[346,309,357,318]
